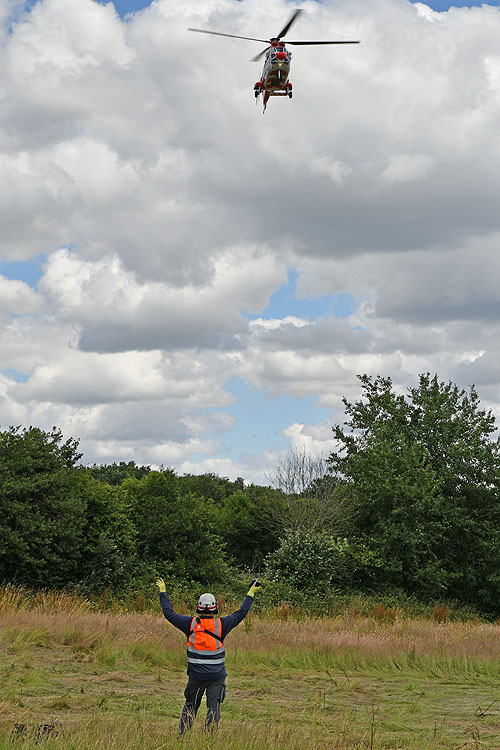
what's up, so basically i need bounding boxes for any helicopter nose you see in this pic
[275,51,286,61]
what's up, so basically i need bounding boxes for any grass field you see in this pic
[1,590,500,749]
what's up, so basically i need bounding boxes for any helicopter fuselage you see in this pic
[261,44,292,91]
[254,42,293,109]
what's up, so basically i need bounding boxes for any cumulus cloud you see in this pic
[38,247,284,351]
[1,0,500,480]
[0,275,44,316]
[382,153,434,183]
[278,421,338,465]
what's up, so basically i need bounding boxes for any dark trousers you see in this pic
[179,677,226,734]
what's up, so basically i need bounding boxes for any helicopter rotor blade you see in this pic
[286,40,360,45]
[188,28,269,44]
[276,8,304,40]
[251,47,270,62]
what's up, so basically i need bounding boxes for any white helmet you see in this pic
[196,593,218,614]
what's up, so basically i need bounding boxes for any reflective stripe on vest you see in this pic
[187,617,225,667]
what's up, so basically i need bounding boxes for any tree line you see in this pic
[1,373,500,614]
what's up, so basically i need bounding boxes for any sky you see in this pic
[1,0,500,483]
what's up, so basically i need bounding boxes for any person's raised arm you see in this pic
[220,579,262,638]
[156,577,193,636]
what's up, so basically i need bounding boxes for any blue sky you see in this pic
[214,377,329,460]
[243,269,355,321]
[99,0,151,15]
[18,0,500,25]
[0,257,45,289]
[113,0,499,13]
[98,0,500,17]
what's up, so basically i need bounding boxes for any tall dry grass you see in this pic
[0,585,92,615]
[2,584,500,675]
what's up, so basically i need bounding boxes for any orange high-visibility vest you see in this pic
[187,616,225,671]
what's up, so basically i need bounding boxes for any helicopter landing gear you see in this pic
[254,82,263,98]
[286,82,293,99]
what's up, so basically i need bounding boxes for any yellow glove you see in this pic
[247,579,262,598]
[156,577,166,593]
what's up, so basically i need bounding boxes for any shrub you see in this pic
[264,530,385,593]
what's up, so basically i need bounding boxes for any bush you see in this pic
[264,530,385,593]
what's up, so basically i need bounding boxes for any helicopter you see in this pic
[188,9,360,112]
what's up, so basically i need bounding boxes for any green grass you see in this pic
[1,602,500,748]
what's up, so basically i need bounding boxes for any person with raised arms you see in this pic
[156,577,262,734]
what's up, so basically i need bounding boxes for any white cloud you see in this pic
[1,0,500,481]
[249,316,312,331]
[311,155,353,185]
[0,275,44,316]
[382,153,434,183]
[282,421,333,459]
[38,246,284,351]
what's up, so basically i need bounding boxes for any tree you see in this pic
[78,473,137,593]
[218,485,284,569]
[266,448,348,534]
[329,374,500,610]
[265,529,385,593]
[122,470,228,583]
[177,472,244,503]
[89,461,151,486]
[0,426,86,588]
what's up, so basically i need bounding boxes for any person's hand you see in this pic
[156,578,166,593]
[247,579,262,597]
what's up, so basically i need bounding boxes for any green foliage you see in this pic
[177,472,244,503]
[265,529,384,593]
[78,474,137,593]
[0,426,86,588]
[330,374,500,611]
[122,470,228,584]
[218,486,284,569]
[89,461,151,486]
